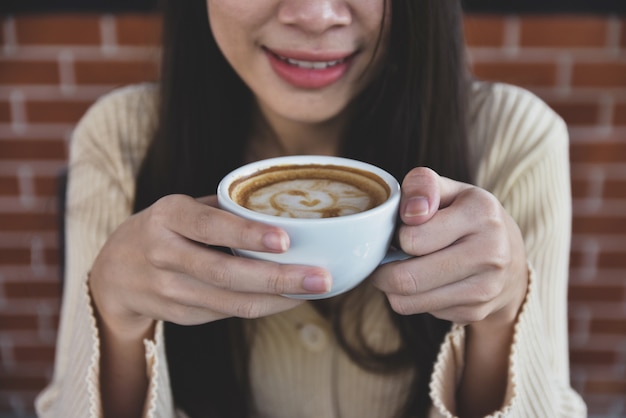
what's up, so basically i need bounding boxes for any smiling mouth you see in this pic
[277,55,347,70]
[266,48,351,70]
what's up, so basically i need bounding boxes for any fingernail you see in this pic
[303,273,331,293]
[262,231,289,252]
[404,196,429,217]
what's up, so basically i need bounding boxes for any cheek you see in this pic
[207,1,272,64]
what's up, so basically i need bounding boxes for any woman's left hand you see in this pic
[370,167,529,328]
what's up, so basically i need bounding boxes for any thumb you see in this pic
[400,167,441,226]
[197,194,219,207]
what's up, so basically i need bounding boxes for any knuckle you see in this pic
[151,194,181,221]
[192,211,214,239]
[481,236,511,271]
[472,279,501,303]
[448,305,489,324]
[398,226,419,255]
[266,266,290,294]
[387,295,414,316]
[145,245,170,269]
[474,190,504,228]
[233,299,264,319]
[153,273,181,301]
[466,305,491,323]
[236,221,259,247]
[489,245,511,270]
[209,264,234,289]
[390,266,419,296]
[404,166,438,185]
[167,302,194,325]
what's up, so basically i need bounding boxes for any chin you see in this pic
[276,102,350,125]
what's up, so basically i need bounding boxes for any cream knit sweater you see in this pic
[36,82,586,418]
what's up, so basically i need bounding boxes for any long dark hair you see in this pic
[134,1,471,417]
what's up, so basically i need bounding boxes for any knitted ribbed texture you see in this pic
[36,82,586,418]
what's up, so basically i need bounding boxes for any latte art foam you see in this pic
[229,164,390,219]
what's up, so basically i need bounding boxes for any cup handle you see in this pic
[380,246,412,265]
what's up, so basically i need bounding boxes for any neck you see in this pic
[246,104,349,161]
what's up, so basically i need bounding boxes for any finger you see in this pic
[401,168,477,226]
[150,194,290,253]
[151,277,304,324]
[370,234,496,295]
[397,199,473,256]
[196,194,218,206]
[153,237,332,295]
[400,167,441,225]
[397,186,502,257]
[384,275,501,322]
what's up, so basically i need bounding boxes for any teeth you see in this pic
[281,56,343,69]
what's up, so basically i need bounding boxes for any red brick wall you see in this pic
[464,15,626,418]
[0,12,625,418]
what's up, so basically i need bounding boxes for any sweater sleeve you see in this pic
[34,86,177,418]
[428,83,586,417]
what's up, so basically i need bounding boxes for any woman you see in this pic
[37,0,586,417]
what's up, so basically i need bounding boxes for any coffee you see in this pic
[229,164,390,218]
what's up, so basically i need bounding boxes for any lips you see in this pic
[264,47,355,89]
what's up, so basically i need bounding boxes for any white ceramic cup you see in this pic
[217,155,407,299]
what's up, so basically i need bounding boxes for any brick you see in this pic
[0,314,38,331]
[472,62,557,87]
[568,251,626,269]
[35,176,62,197]
[13,344,56,363]
[26,100,92,124]
[570,349,618,365]
[3,282,61,300]
[115,14,162,46]
[463,15,506,48]
[0,213,57,232]
[569,251,586,268]
[590,318,626,335]
[569,178,623,200]
[0,374,47,391]
[614,103,626,125]
[0,248,58,265]
[573,216,626,235]
[568,285,625,302]
[572,62,626,88]
[621,18,626,49]
[0,140,67,160]
[520,17,608,48]
[548,101,599,126]
[570,142,626,163]
[603,180,626,199]
[586,379,626,395]
[570,179,585,199]
[14,15,101,46]
[0,101,10,122]
[597,252,626,269]
[0,61,60,85]
[0,174,61,198]
[0,176,19,196]
[0,249,31,265]
[74,60,159,85]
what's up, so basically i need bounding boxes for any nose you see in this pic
[278,0,352,34]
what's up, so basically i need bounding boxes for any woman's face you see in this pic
[207,0,390,125]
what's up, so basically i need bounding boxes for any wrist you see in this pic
[470,265,529,337]
[88,271,155,342]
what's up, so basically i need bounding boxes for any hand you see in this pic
[370,167,528,328]
[89,194,331,337]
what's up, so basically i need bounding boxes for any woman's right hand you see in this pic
[89,193,331,337]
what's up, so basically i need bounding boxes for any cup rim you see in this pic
[217,155,401,225]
